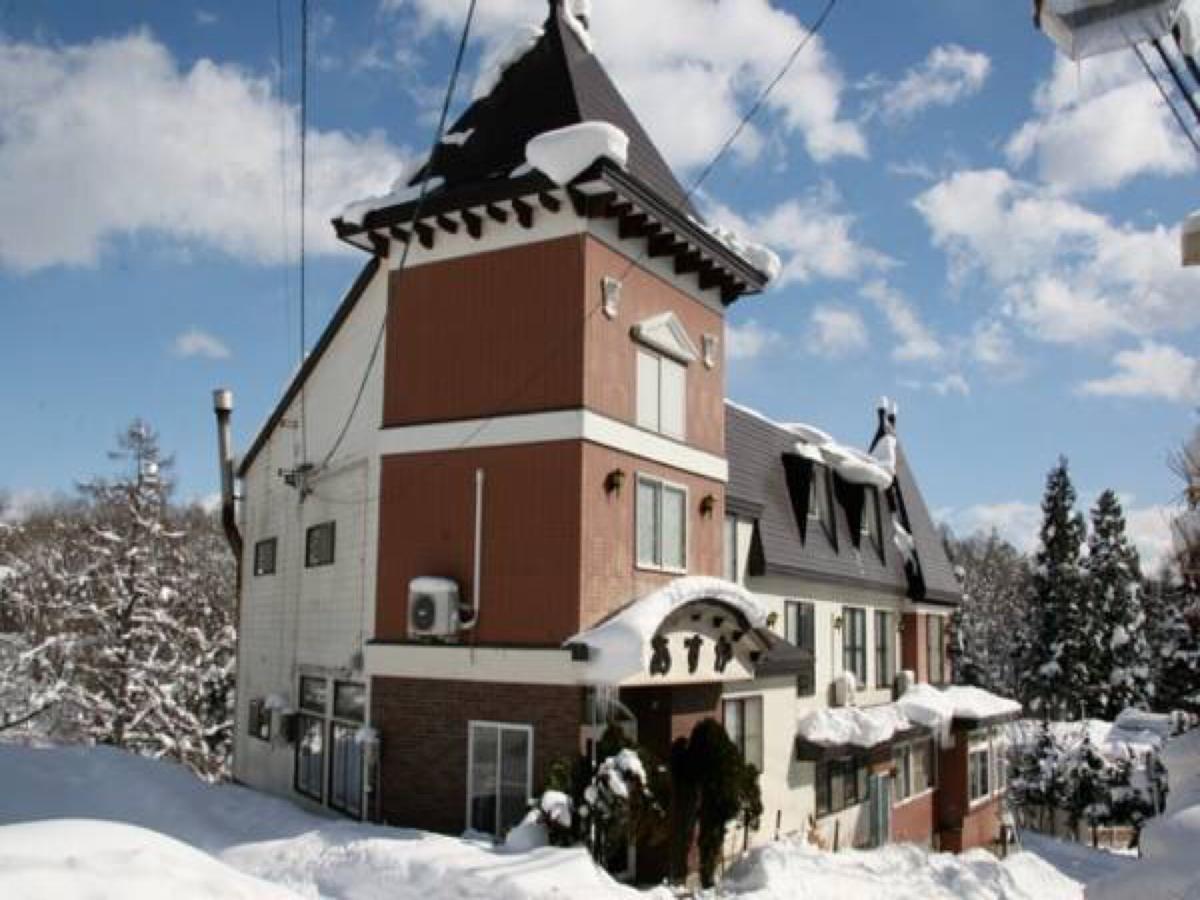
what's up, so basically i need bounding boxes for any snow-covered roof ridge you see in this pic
[689,215,782,284]
[566,575,769,684]
[340,175,444,228]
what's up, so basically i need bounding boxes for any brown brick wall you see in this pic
[901,612,926,682]
[582,237,726,457]
[579,443,724,631]
[375,443,583,644]
[891,790,935,845]
[372,676,584,834]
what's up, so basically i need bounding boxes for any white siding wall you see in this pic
[233,262,388,797]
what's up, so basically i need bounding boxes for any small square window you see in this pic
[299,675,328,714]
[333,682,365,723]
[254,537,277,576]
[306,521,336,568]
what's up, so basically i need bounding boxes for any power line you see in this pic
[1133,41,1200,156]
[299,0,310,465]
[276,0,293,374]
[317,0,479,471]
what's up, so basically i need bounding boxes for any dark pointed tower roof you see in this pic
[413,0,697,218]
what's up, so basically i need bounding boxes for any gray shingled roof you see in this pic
[725,402,961,606]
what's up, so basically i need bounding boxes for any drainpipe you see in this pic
[212,388,243,589]
[460,468,484,632]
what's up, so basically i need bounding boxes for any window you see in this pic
[927,615,946,685]
[329,682,366,818]
[815,756,868,817]
[842,607,867,686]
[254,538,277,576]
[862,488,883,558]
[467,722,533,839]
[875,611,895,689]
[636,476,686,571]
[722,697,764,771]
[808,466,834,540]
[295,676,328,801]
[305,521,336,568]
[299,675,328,713]
[969,745,991,802]
[785,600,816,697]
[894,739,933,802]
[247,697,271,741]
[636,348,686,440]
[993,741,1009,794]
[723,515,738,582]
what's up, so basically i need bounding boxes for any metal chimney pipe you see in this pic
[212,389,243,572]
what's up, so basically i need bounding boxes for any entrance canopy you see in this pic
[567,576,785,685]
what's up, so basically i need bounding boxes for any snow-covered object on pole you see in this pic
[525,122,629,186]
[1034,0,1183,60]
[565,576,768,684]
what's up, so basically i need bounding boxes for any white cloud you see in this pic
[808,304,868,358]
[968,319,1023,379]
[859,279,943,364]
[393,0,866,169]
[947,501,1042,553]
[173,327,231,360]
[914,168,1200,345]
[931,373,970,397]
[1080,340,1200,404]
[705,186,891,288]
[877,44,990,122]
[1007,52,1194,193]
[194,10,219,26]
[0,31,411,272]
[726,320,783,361]
[1126,504,1178,574]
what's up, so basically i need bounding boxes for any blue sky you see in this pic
[1,0,1196,567]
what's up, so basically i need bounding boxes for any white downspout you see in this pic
[461,468,484,631]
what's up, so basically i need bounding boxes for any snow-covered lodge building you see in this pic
[223,0,1017,875]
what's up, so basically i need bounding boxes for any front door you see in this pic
[869,773,892,848]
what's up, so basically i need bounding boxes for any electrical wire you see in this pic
[299,0,310,466]
[276,0,293,373]
[317,0,479,472]
[1153,38,1200,130]
[1134,41,1200,156]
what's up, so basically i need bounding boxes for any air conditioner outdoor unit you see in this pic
[408,577,460,638]
[832,672,857,707]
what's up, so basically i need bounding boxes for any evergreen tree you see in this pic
[1021,457,1089,719]
[1084,491,1152,718]
[947,529,1031,698]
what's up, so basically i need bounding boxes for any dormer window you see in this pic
[808,465,834,541]
[632,312,698,442]
[862,487,883,559]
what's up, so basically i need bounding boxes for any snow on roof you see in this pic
[440,128,473,147]
[567,576,768,684]
[340,175,444,227]
[473,24,544,100]
[692,217,782,283]
[409,576,459,595]
[561,0,594,53]
[525,121,629,186]
[797,685,1021,751]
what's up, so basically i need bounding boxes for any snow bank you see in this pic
[566,576,768,684]
[719,836,1084,899]
[1089,726,1200,900]
[0,744,655,900]
[0,819,301,900]
[525,121,629,186]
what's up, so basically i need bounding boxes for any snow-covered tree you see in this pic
[0,422,235,777]
[1084,491,1152,718]
[947,530,1031,698]
[1020,457,1089,719]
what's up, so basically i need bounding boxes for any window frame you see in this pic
[784,600,816,697]
[722,696,764,772]
[305,521,336,568]
[814,754,868,818]
[253,537,278,576]
[968,743,991,804]
[294,711,327,802]
[327,681,367,818]
[874,610,895,689]
[893,738,934,804]
[635,474,688,574]
[465,720,534,840]
[723,514,739,583]
[842,606,867,687]
[635,347,687,441]
[927,615,946,685]
[807,465,835,542]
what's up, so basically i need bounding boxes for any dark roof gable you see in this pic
[412,2,697,218]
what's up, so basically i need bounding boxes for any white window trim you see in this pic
[465,720,535,839]
[635,473,689,575]
[631,311,700,363]
[636,347,687,441]
[721,695,764,772]
[967,739,994,808]
[892,738,935,807]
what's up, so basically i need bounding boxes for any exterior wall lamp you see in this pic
[699,494,716,517]
[604,468,626,495]
[833,615,843,631]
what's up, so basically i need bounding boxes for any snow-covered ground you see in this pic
[0,740,1132,899]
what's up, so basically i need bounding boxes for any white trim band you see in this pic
[375,408,729,482]
[365,643,584,685]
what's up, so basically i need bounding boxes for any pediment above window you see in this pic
[631,312,700,364]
